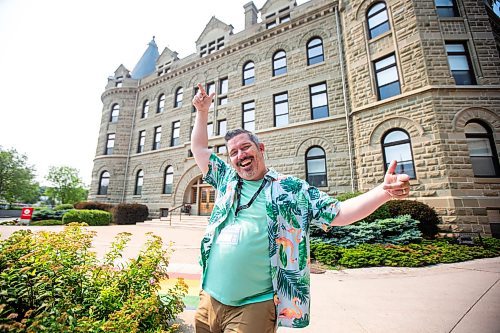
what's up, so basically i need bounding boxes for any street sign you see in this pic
[20,207,34,219]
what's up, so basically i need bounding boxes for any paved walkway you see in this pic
[1,224,499,333]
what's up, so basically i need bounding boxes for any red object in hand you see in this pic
[21,207,34,219]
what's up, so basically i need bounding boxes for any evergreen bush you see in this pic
[31,208,70,221]
[54,203,75,211]
[74,201,114,212]
[386,200,440,238]
[62,209,111,226]
[112,203,149,225]
[313,215,422,247]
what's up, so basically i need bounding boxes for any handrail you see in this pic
[167,203,191,226]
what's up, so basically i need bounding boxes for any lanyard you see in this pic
[235,177,268,217]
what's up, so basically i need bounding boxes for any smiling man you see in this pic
[191,83,410,332]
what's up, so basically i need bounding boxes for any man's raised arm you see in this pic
[191,83,215,175]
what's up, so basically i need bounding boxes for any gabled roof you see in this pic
[196,16,234,45]
[130,37,160,80]
[260,0,296,15]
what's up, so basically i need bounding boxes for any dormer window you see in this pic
[115,76,123,87]
[157,62,172,77]
[200,37,225,57]
[265,6,291,29]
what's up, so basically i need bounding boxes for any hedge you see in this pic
[62,209,111,226]
[74,201,114,212]
[112,203,149,225]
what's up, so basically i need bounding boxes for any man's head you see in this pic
[224,129,267,180]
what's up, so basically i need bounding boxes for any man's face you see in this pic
[227,133,267,180]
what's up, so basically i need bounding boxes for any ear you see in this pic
[259,142,265,153]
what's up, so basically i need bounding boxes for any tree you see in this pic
[45,166,88,204]
[0,147,40,206]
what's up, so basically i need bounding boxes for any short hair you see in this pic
[224,128,260,146]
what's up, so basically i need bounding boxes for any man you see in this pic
[191,83,410,332]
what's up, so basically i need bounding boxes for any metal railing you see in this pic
[166,203,191,226]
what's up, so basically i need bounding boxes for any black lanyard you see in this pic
[235,177,268,217]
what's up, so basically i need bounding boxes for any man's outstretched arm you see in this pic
[191,83,215,175]
[331,160,411,226]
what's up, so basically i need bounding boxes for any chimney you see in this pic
[244,2,258,29]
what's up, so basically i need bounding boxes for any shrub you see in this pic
[112,203,149,225]
[311,238,500,269]
[386,200,440,238]
[31,208,70,221]
[312,215,422,247]
[54,203,75,211]
[62,209,112,226]
[74,201,114,212]
[0,224,187,332]
[30,219,64,226]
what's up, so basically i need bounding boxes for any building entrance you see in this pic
[199,187,215,215]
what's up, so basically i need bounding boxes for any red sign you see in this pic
[20,207,34,220]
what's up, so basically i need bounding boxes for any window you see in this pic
[135,170,144,195]
[465,121,500,177]
[216,145,227,154]
[200,37,225,57]
[207,82,215,110]
[274,92,289,127]
[163,166,174,194]
[306,147,327,187]
[207,122,214,138]
[171,121,180,146]
[105,133,115,155]
[110,104,119,123]
[153,126,161,150]
[243,61,255,86]
[307,38,324,66]
[382,129,416,179]
[310,83,329,119]
[137,130,146,153]
[218,78,228,105]
[273,50,287,76]
[435,0,459,17]
[446,42,476,85]
[367,2,390,39]
[242,101,255,131]
[98,171,110,195]
[141,100,149,118]
[174,87,183,108]
[374,54,401,100]
[157,94,165,113]
[218,119,227,136]
[192,86,199,112]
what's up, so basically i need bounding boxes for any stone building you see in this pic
[89,0,500,235]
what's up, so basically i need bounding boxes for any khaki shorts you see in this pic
[195,290,277,333]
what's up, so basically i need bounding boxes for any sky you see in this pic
[0,0,302,186]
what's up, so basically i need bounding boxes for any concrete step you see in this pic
[138,215,208,229]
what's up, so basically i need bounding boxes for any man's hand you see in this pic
[192,83,215,113]
[382,160,410,199]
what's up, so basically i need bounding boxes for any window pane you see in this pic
[448,55,469,70]
[368,11,388,28]
[310,83,326,94]
[467,138,493,156]
[244,122,255,131]
[377,66,398,86]
[307,147,325,157]
[274,57,287,69]
[385,143,413,162]
[436,0,453,5]
[244,111,255,122]
[384,130,409,144]
[369,2,386,14]
[218,120,227,136]
[307,159,326,173]
[276,114,288,127]
[379,81,401,100]
[446,44,465,53]
[308,38,321,48]
[452,71,474,85]
[375,55,396,70]
[470,157,496,176]
[220,79,228,94]
[370,22,390,38]
[308,45,323,58]
[275,102,288,116]
[308,55,324,65]
[312,106,329,119]
[243,101,255,110]
[465,122,488,134]
[312,93,327,107]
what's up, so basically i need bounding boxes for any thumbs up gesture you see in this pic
[383,160,410,199]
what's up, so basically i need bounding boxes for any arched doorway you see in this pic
[190,176,216,216]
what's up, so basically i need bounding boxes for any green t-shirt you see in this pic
[203,178,274,306]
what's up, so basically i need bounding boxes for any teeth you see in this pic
[240,159,251,167]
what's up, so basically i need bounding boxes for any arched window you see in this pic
[382,129,416,179]
[242,61,255,85]
[174,87,183,108]
[465,120,500,177]
[163,166,174,194]
[306,146,327,187]
[157,94,165,113]
[135,170,144,195]
[367,2,390,39]
[273,50,287,76]
[98,171,110,195]
[307,37,324,65]
[141,100,149,118]
[110,104,119,123]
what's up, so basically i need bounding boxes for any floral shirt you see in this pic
[201,153,340,328]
